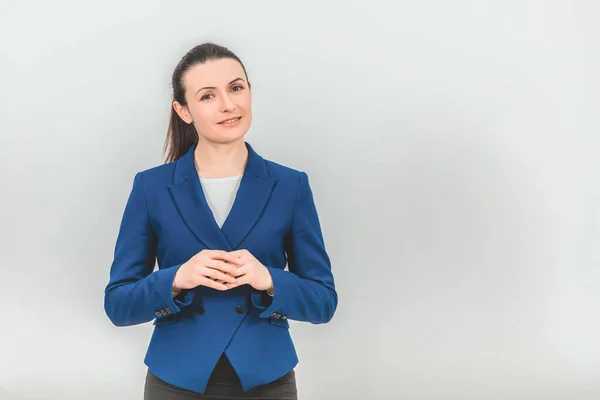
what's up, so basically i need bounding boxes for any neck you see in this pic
[194,138,248,179]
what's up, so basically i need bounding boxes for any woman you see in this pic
[103,42,338,399]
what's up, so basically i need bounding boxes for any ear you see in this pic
[172,100,193,124]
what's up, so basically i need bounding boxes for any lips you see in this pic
[217,116,242,124]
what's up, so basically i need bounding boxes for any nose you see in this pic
[220,92,236,113]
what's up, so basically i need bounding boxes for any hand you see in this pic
[223,249,273,292]
[173,249,243,291]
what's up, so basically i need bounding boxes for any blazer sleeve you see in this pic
[104,172,194,327]
[255,171,338,324]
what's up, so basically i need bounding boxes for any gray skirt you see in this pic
[144,353,298,399]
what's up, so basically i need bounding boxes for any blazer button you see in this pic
[236,305,245,314]
[195,307,205,315]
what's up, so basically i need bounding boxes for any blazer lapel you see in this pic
[168,141,276,252]
[168,145,231,251]
[220,142,277,250]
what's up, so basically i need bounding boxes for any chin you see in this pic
[208,133,247,145]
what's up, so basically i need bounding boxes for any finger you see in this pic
[224,274,251,290]
[202,266,237,283]
[228,249,251,260]
[228,250,242,257]
[199,276,228,291]
[206,259,242,277]
[234,265,247,277]
[211,251,244,265]
[227,264,245,278]
[206,249,229,259]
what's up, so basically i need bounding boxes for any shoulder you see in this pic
[262,158,315,197]
[131,160,177,191]
[264,158,305,181]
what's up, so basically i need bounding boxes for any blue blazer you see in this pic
[104,141,337,394]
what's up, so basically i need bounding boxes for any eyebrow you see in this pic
[196,77,245,96]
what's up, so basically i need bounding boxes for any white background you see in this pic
[1,1,598,398]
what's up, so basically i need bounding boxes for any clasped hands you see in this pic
[172,249,274,294]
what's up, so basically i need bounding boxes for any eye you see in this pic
[200,93,213,101]
[232,85,244,91]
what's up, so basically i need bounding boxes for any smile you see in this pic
[218,117,242,124]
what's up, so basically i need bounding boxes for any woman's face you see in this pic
[174,58,252,144]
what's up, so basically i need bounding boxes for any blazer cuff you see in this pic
[258,266,289,319]
[250,266,276,310]
[156,264,195,314]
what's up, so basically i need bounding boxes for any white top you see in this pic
[199,174,243,228]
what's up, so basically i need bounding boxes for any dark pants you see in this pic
[144,353,298,399]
